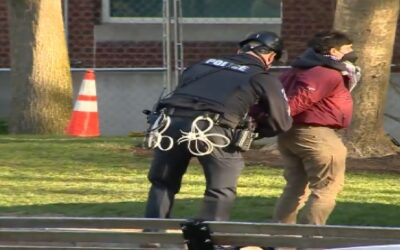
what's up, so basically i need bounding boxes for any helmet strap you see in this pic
[252,49,270,70]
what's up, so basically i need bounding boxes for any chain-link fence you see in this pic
[92,1,285,135]
[96,0,400,137]
[1,70,399,137]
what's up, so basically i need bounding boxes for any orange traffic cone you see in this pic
[65,69,100,137]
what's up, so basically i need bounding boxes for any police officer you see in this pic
[144,31,292,222]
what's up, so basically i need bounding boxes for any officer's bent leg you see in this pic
[145,144,191,218]
[200,186,239,221]
[198,139,244,221]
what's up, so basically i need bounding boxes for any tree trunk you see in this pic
[334,0,400,158]
[7,0,72,134]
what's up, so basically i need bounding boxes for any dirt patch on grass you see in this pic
[133,146,400,174]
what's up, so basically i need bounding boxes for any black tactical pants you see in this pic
[144,116,244,221]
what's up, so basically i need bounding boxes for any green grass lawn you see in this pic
[0,135,399,227]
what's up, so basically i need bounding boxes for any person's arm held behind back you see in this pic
[282,68,339,116]
[251,73,292,137]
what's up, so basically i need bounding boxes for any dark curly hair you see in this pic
[308,30,353,55]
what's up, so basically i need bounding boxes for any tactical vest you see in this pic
[171,57,266,116]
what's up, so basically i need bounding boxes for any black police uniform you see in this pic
[144,53,292,221]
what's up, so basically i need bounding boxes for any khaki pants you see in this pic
[273,125,347,225]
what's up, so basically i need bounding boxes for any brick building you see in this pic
[1,0,399,69]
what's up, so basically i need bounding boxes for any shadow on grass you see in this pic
[0,197,398,226]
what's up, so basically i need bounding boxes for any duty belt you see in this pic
[165,107,240,129]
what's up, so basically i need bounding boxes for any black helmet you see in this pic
[239,31,284,59]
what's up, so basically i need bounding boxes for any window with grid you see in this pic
[102,0,282,23]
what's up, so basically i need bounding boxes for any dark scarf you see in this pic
[291,48,347,72]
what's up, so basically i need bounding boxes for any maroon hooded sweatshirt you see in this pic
[280,49,353,129]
